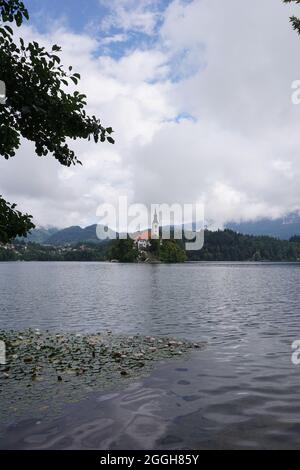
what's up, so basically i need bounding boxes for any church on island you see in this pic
[134,209,160,251]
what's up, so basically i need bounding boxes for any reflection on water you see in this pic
[1,262,300,449]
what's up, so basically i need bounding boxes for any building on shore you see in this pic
[134,210,160,251]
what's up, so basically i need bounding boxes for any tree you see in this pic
[149,238,160,255]
[0,0,114,243]
[108,238,138,263]
[159,240,187,263]
[283,0,300,34]
[0,194,34,243]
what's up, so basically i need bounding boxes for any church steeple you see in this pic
[152,209,159,239]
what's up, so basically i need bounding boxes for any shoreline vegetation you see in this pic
[0,330,203,425]
[1,229,300,263]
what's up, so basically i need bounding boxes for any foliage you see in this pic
[159,240,187,263]
[0,240,112,261]
[148,238,160,255]
[108,237,138,263]
[186,229,300,262]
[0,0,114,163]
[0,0,28,25]
[283,0,300,34]
[0,0,113,243]
[0,195,34,243]
[2,229,300,263]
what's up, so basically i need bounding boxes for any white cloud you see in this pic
[1,0,300,229]
[132,0,300,223]
[99,0,163,36]
[100,34,127,46]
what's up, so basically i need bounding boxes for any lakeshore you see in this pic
[2,228,300,263]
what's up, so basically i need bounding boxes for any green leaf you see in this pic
[15,11,23,27]
[4,25,13,34]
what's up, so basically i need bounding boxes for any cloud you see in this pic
[99,0,165,36]
[0,17,175,227]
[131,0,300,224]
[100,34,127,46]
[1,0,300,229]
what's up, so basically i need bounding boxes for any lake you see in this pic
[1,261,300,449]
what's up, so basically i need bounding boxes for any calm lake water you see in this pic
[1,261,300,449]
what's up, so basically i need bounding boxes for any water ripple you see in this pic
[1,262,300,449]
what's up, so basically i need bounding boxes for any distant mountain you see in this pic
[18,213,300,246]
[226,213,300,240]
[46,226,86,245]
[45,224,116,245]
[18,227,59,244]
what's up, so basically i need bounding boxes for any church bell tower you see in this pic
[151,209,159,239]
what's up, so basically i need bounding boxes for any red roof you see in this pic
[134,230,150,241]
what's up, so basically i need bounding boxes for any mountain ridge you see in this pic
[21,213,300,245]
[225,213,300,240]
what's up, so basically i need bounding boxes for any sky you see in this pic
[1,0,300,229]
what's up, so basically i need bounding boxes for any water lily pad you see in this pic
[0,329,205,430]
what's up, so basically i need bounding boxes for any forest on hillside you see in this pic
[1,230,300,262]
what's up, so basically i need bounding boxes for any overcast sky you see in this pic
[1,0,300,229]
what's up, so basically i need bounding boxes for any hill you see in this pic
[4,229,300,262]
[44,224,116,245]
[187,229,300,262]
[18,227,59,244]
[226,213,300,240]
[18,212,300,248]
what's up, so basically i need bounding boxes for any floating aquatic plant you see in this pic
[0,329,204,429]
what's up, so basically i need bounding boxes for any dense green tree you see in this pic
[149,238,160,256]
[0,0,113,243]
[108,237,138,263]
[186,229,300,262]
[0,240,112,261]
[159,240,187,263]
